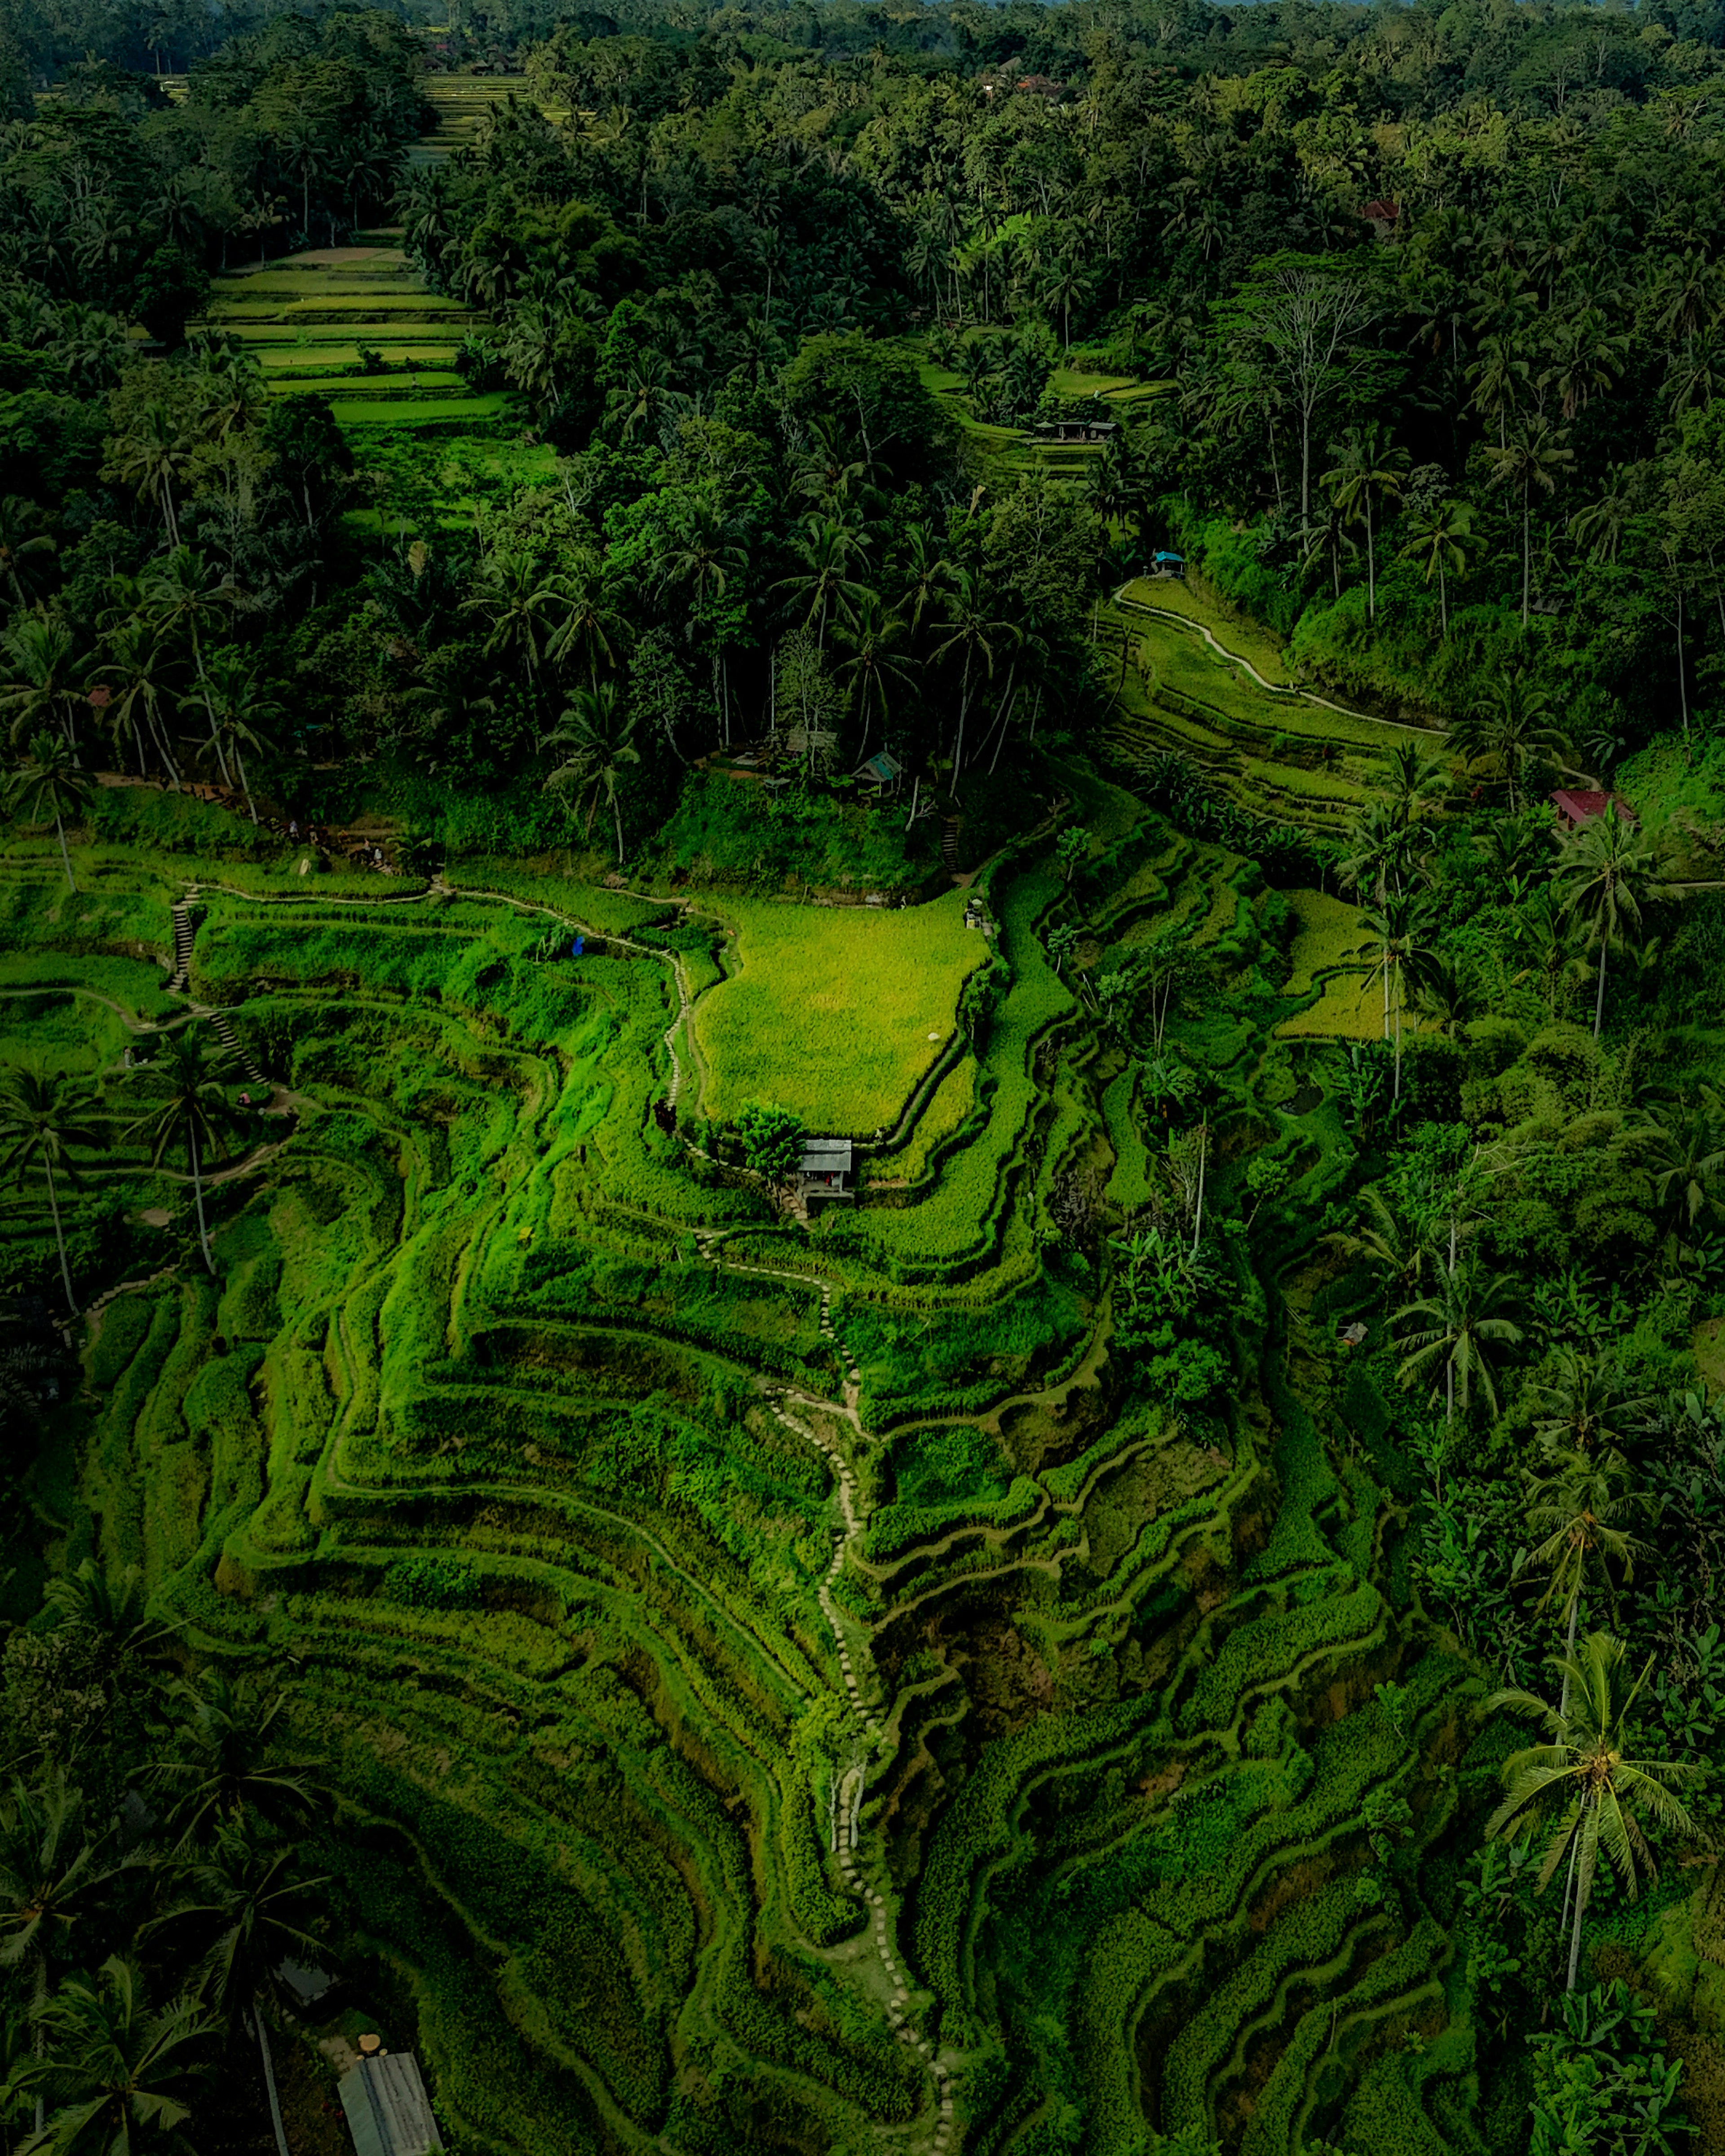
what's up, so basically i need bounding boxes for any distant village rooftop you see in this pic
[1551,790,1637,828]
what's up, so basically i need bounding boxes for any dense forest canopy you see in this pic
[2,0,1725,2153]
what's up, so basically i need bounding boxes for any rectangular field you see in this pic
[694,892,988,1133]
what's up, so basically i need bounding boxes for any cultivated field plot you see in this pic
[198,244,518,448]
[693,890,988,1131]
[1275,888,1384,1040]
[2,782,1482,2156]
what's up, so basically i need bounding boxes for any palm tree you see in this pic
[1397,499,1474,637]
[932,567,1022,776]
[8,736,90,895]
[125,1033,238,1277]
[96,621,180,787]
[148,1817,328,2156]
[1321,423,1409,623]
[462,550,563,696]
[150,1671,325,1849]
[1,620,86,753]
[543,685,640,866]
[1554,804,1659,1038]
[1509,885,1591,1019]
[1355,893,1435,1097]
[772,518,872,654]
[1632,1087,1725,1252]
[195,650,279,826]
[0,1777,123,2125]
[544,556,627,690]
[1486,416,1574,628]
[1454,669,1570,812]
[1526,1447,1646,1709]
[0,1069,102,1317]
[1323,1184,1429,1302]
[1380,739,1448,832]
[108,405,193,547]
[1488,1632,1701,1992]
[27,1956,212,2156]
[0,499,55,613]
[832,596,913,762]
[143,552,238,786]
[1525,1347,1654,1460]
[1394,1258,1525,1424]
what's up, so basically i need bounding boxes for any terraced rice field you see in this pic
[199,244,516,441]
[1101,579,1446,835]
[10,769,1488,2156]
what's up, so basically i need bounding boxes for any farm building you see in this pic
[339,2052,443,2156]
[1029,418,1118,444]
[799,1138,854,1202]
[1551,790,1637,828]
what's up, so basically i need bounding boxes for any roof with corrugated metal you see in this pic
[338,2054,442,2156]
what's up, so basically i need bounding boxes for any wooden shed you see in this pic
[339,2053,442,2156]
[799,1138,854,1202]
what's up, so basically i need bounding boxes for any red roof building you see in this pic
[1551,790,1636,827]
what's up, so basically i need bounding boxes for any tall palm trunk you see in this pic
[1565,1805,1594,1992]
[1521,481,1532,629]
[252,2004,292,2156]
[190,1125,214,1273]
[53,807,75,893]
[41,1151,76,1313]
[1593,935,1608,1039]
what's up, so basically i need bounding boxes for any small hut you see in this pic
[1551,790,1636,830]
[339,2053,442,2156]
[798,1138,854,1204]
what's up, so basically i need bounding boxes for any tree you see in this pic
[1525,1447,1645,1707]
[124,1033,238,1277]
[1554,804,1660,1038]
[1632,1087,1725,1252]
[544,556,628,689]
[27,1956,212,2156]
[143,552,237,787]
[0,499,55,614]
[97,621,180,789]
[1217,256,1382,520]
[1525,1348,1654,1461]
[8,736,89,896]
[932,567,1022,775]
[1397,499,1474,637]
[736,1101,804,1188]
[1322,423,1408,623]
[1453,669,1570,812]
[542,685,640,866]
[0,1069,102,1317]
[464,550,564,695]
[150,1670,324,1849]
[194,650,279,826]
[1355,893,1435,1097]
[1393,1258,1524,1423]
[148,1816,327,2156]
[1486,416,1573,629]
[0,1777,123,2125]
[108,405,193,547]
[1488,1632,1701,1991]
[1,621,86,754]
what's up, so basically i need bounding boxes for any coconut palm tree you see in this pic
[0,1068,102,1317]
[27,1956,212,2156]
[8,736,90,896]
[462,550,563,698]
[142,551,238,787]
[772,517,872,654]
[1632,1086,1725,1252]
[0,620,87,753]
[194,649,279,826]
[96,620,180,787]
[1355,893,1435,1097]
[1554,804,1660,1038]
[150,1670,325,1851]
[147,1816,327,2156]
[1394,1257,1525,1423]
[108,405,194,548]
[1453,669,1571,812]
[1488,1632,1701,1992]
[543,685,640,866]
[0,499,55,614]
[1321,423,1409,623]
[1526,1447,1646,1710]
[832,595,913,762]
[1525,1347,1654,1461]
[0,1776,124,2127]
[544,555,628,690]
[932,567,1022,776]
[1396,499,1474,637]
[1486,415,1574,628]
[124,1033,238,1277]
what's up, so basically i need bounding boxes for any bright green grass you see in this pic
[1119,575,1296,687]
[694,892,988,1133]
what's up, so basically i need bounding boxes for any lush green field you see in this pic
[0,760,1524,2156]
[693,890,989,1131]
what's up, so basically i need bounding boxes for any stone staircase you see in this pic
[168,901,195,990]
